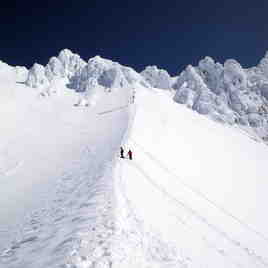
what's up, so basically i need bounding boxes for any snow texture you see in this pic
[1,50,268,268]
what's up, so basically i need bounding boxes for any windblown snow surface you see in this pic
[1,52,268,268]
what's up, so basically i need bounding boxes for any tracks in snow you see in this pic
[98,105,128,115]
[125,138,268,267]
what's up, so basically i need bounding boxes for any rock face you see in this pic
[141,65,172,89]
[173,55,268,139]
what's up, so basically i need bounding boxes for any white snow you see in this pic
[1,52,268,268]
[120,86,268,267]
[0,59,132,267]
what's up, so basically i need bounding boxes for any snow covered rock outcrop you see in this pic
[70,56,149,106]
[26,63,49,88]
[141,65,172,89]
[26,50,148,106]
[71,56,148,93]
[26,49,86,88]
[26,50,148,92]
[173,55,268,139]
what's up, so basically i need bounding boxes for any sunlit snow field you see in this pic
[1,57,268,268]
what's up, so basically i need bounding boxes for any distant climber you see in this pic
[128,149,133,160]
[120,147,124,158]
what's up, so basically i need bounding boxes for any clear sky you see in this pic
[1,1,268,75]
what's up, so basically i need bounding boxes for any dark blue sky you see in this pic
[1,1,268,75]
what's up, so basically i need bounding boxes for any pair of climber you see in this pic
[120,147,132,160]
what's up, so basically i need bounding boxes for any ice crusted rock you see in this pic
[198,57,224,94]
[45,57,65,81]
[26,63,49,88]
[26,49,86,87]
[141,65,172,89]
[73,56,147,92]
[58,49,86,78]
[174,65,234,122]
[26,51,147,96]
[223,59,247,92]
[173,53,268,139]
[258,51,268,78]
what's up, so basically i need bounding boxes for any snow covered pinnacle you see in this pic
[141,65,172,89]
[26,49,86,88]
[26,63,49,88]
[71,55,148,92]
[26,50,148,92]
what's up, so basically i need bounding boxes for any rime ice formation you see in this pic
[68,55,148,106]
[141,65,172,89]
[26,49,86,88]
[24,49,268,140]
[173,54,268,139]
[71,55,148,92]
[26,63,50,88]
[26,51,147,107]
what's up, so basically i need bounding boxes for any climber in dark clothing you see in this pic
[128,149,133,160]
[120,147,124,158]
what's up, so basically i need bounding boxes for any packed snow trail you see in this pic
[119,86,268,267]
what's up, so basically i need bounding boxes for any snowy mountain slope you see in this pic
[120,86,268,267]
[0,59,134,267]
[1,50,268,268]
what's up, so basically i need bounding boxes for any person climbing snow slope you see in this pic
[120,147,124,158]
[128,149,133,160]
